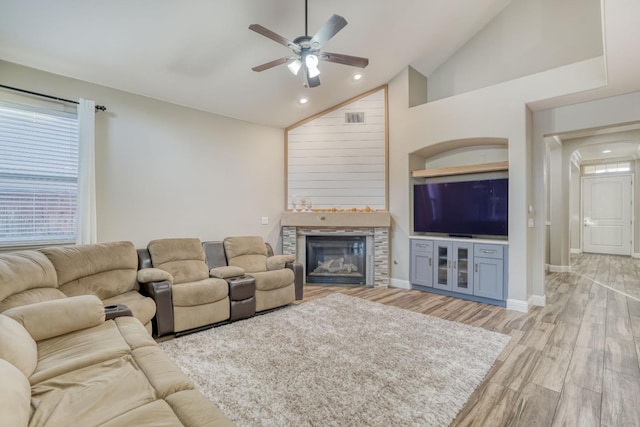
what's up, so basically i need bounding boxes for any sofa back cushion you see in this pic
[147,238,209,284]
[223,236,268,273]
[42,241,139,300]
[0,314,37,377]
[0,359,30,427]
[0,251,61,312]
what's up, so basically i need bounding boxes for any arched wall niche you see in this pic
[410,137,509,173]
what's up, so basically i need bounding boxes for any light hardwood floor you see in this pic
[298,253,640,427]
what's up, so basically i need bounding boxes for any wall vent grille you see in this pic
[345,112,365,124]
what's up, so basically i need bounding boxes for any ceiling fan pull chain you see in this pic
[305,0,308,36]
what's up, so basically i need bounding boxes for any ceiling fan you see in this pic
[249,0,369,88]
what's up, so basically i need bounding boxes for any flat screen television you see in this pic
[413,178,508,237]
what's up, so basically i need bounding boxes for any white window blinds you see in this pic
[0,102,79,247]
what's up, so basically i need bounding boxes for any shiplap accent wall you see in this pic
[287,88,387,210]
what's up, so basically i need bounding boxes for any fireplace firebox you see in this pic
[305,236,366,285]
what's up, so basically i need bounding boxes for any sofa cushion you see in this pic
[29,355,158,427]
[30,320,131,385]
[42,241,139,300]
[0,250,58,308]
[0,359,30,427]
[247,269,295,291]
[148,238,209,284]
[172,278,228,307]
[103,290,156,326]
[0,314,37,377]
[3,295,105,342]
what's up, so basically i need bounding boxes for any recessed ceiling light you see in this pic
[602,149,612,153]
[298,97,309,105]
[352,73,363,81]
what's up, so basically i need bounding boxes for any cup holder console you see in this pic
[104,304,133,320]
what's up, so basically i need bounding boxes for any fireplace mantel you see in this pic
[281,212,391,228]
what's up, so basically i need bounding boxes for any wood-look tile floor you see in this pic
[298,253,640,426]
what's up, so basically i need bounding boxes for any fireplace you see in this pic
[305,235,366,285]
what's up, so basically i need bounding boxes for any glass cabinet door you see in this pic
[452,243,473,295]
[434,242,452,290]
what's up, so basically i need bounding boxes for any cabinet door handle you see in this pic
[448,260,451,268]
[417,244,427,248]
[428,257,432,267]
[453,260,457,269]
[480,249,496,254]
[475,264,478,273]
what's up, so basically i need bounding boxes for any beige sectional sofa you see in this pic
[0,236,303,425]
[0,295,233,426]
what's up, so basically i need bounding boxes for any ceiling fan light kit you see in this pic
[249,1,369,88]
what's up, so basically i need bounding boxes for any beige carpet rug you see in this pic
[159,294,510,426]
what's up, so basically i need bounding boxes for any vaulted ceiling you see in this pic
[0,0,511,127]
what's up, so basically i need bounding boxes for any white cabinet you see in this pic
[409,240,433,287]
[410,237,507,306]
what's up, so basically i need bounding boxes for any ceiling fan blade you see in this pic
[310,14,348,49]
[249,24,300,53]
[251,57,291,72]
[320,52,369,68]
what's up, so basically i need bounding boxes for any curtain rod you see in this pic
[0,84,106,111]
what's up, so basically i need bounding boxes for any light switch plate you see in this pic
[261,216,269,225]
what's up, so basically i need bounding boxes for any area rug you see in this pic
[159,294,510,426]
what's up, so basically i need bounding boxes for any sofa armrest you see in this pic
[139,280,174,338]
[210,266,245,279]
[3,295,105,341]
[286,261,304,300]
[267,254,296,271]
[138,267,173,284]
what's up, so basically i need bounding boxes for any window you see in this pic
[583,162,631,175]
[0,102,79,247]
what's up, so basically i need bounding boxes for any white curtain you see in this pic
[76,98,97,245]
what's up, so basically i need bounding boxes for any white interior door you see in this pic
[582,174,632,255]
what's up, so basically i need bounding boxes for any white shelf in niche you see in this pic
[411,161,508,178]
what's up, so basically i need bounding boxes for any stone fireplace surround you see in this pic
[281,212,391,287]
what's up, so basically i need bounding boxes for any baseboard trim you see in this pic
[547,264,572,273]
[570,248,582,254]
[506,299,528,312]
[633,253,640,259]
[529,294,546,307]
[390,278,411,289]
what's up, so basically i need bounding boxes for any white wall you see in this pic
[427,0,603,102]
[0,60,286,250]
[287,88,386,210]
[389,54,607,311]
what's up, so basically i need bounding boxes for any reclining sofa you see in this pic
[0,295,234,426]
[138,236,304,337]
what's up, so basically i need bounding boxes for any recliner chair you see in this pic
[219,236,302,312]
[138,238,230,337]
